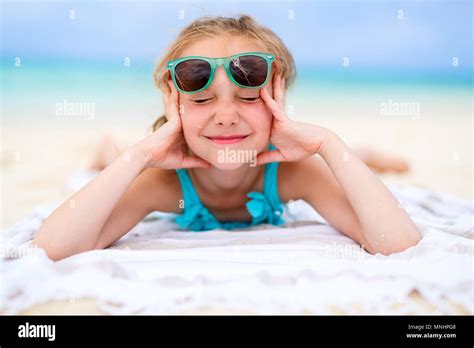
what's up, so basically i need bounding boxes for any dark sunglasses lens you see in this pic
[174,59,211,92]
[229,55,268,87]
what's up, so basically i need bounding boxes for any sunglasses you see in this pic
[167,52,275,94]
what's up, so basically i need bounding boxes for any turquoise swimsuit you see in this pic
[174,144,285,231]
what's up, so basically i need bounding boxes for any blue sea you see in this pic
[1,56,472,126]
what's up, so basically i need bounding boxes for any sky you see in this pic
[1,0,473,71]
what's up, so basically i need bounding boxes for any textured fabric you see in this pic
[174,144,285,231]
[2,182,473,314]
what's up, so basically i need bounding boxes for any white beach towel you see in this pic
[1,170,473,314]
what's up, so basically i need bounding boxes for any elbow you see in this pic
[31,222,68,261]
[32,232,85,262]
[394,226,423,254]
[31,238,65,262]
[32,220,99,261]
[365,228,422,256]
[32,234,100,262]
[379,238,420,256]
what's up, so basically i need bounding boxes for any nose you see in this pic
[211,66,239,126]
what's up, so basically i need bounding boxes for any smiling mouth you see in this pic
[204,135,249,145]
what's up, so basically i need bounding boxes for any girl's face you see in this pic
[171,36,275,170]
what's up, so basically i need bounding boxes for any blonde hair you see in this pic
[150,14,296,132]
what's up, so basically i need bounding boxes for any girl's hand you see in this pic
[257,73,330,165]
[134,81,211,170]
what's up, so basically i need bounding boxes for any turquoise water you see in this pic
[1,57,472,122]
[1,57,157,103]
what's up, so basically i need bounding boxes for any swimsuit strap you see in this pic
[262,143,284,213]
[175,168,203,208]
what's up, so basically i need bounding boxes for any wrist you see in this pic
[124,143,153,171]
[316,127,338,158]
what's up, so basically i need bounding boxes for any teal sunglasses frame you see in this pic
[167,52,275,94]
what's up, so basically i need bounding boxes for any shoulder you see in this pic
[277,155,330,204]
[137,167,183,214]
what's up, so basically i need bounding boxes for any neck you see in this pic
[190,163,264,195]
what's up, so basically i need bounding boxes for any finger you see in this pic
[169,81,181,112]
[180,156,212,169]
[256,150,285,166]
[260,87,286,121]
[161,91,174,127]
[162,90,170,111]
[274,74,285,109]
[165,80,181,125]
[169,80,179,104]
[161,82,171,102]
[161,81,171,114]
[260,87,288,121]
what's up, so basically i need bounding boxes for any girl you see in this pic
[32,15,421,261]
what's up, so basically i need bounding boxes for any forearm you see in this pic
[32,146,149,260]
[319,129,422,254]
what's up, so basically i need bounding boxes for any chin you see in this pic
[211,161,247,171]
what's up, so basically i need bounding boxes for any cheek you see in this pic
[180,115,203,142]
[243,101,272,134]
[179,101,206,136]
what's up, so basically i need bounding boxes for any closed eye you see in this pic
[240,97,260,102]
[192,98,212,104]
